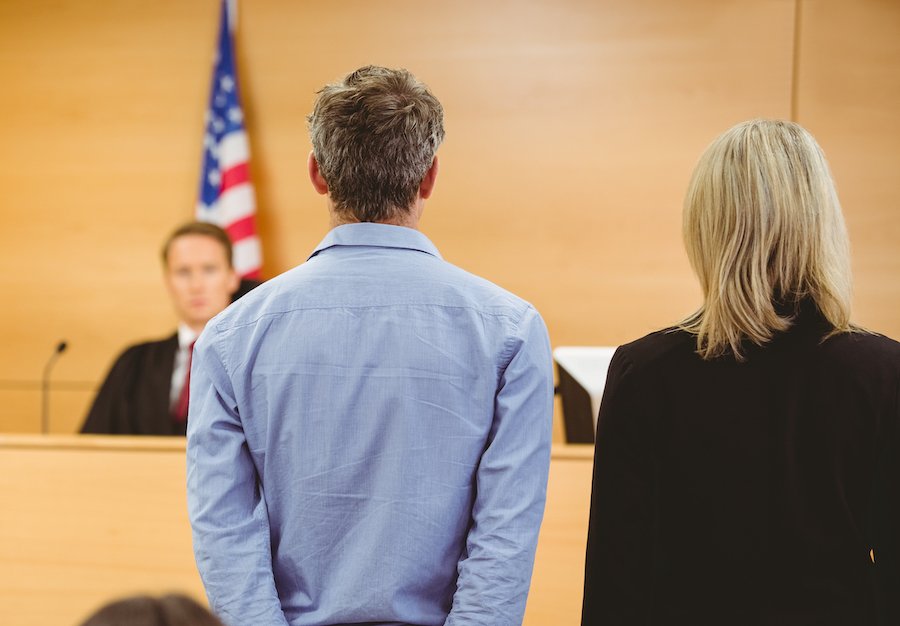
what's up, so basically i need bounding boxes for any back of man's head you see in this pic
[307,66,445,223]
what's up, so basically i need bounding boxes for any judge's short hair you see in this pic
[161,222,233,268]
[307,65,445,223]
[680,119,853,360]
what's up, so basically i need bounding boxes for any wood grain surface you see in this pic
[0,436,593,626]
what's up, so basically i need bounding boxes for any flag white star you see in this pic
[220,75,235,92]
[208,169,221,187]
[227,107,243,123]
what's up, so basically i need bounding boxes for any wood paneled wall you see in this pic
[794,0,900,334]
[0,0,897,434]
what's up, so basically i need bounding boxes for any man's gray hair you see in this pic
[307,66,445,223]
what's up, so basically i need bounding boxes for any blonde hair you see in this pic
[680,119,853,360]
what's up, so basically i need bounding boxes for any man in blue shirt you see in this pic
[187,65,554,626]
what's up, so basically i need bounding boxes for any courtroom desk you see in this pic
[0,435,204,626]
[0,435,594,626]
[526,444,594,626]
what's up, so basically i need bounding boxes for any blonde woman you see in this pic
[582,120,898,625]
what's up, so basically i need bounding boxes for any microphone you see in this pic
[41,340,68,435]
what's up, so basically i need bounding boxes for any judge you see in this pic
[81,222,240,435]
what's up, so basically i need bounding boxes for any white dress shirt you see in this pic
[169,323,199,411]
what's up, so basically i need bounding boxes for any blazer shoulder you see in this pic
[820,329,900,373]
[615,327,696,371]
[116,333,178,361]
[833,329,900,354]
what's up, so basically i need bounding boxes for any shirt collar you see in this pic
[177,323,199,350]
[308,223,443,261]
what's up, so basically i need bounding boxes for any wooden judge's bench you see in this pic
[0,435,593,626]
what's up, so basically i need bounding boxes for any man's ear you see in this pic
[419,156,439,200]
[308,151,329,195]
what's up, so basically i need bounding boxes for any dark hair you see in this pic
[79,594,224,626]
[307,65,445,223]
[161,222,233,268]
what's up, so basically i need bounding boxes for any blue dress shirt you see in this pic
[187,223,554,626]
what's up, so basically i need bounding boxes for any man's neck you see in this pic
[328,199,423,230]
[330,215,420,230]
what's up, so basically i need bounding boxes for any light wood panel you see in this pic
[0,435,204,626]
[244,0,795,347]
[0,436,593,626]
[0,0,218,387]
[0,0,797,432]
[526,445,594,626]
[0,387,94,434]
[795,0,900,337]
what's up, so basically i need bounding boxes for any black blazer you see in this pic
[582,311,899,626]
[81,334,185,436]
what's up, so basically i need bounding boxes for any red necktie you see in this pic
[173,340,196,422]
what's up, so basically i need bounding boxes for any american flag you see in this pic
[197,0,262,279]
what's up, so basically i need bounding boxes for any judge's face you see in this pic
[164,234,239,332]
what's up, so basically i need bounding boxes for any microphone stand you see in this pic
[41,341,68,435]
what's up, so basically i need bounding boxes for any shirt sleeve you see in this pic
[186,328,289,626]
[581,346,657,625]
[446,306,554,626]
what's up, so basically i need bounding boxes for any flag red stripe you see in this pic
[225,215,257,243]
[220,162,250,193]
[242,268,262,280]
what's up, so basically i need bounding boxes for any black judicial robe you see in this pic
[80,279,263,436]
[81,279,262,436]
[81,334,184,436]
